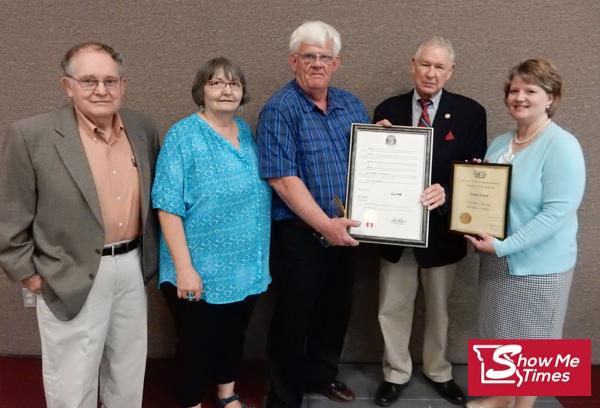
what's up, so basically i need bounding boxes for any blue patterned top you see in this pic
[256,80,370,220]
[152,113,271,303]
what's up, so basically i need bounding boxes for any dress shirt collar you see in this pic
[412,88,443,126]
[292,80,344,114]
[412,88,443,111]
[73,105,125,144]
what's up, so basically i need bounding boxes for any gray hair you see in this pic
[61,42,124,76]
[414,36,456,64]
[289,20,341,56]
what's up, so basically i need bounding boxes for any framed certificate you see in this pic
[449,162,512,239]
[345,123,433,247]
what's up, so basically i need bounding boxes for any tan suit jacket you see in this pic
[0,104,159,321]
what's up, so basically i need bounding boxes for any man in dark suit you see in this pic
[0,42,159,408]
[373,37,487,406]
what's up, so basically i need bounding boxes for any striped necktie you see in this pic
[418,99,433,127]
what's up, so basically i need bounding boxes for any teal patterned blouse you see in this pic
[152,113,271,304]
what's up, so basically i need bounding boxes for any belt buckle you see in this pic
[111,244,116,257]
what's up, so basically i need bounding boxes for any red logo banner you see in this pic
[468,339,591,396]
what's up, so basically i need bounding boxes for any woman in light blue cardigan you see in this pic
[466,59,585,408]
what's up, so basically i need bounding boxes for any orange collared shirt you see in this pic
[74,106,141,244]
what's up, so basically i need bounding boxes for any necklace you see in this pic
[513,118,551,145]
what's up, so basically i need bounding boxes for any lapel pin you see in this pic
[444,113,451,119]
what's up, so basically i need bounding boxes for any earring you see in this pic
[546,104,551,111]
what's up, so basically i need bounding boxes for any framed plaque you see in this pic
[345,123,433,247]
[449,162,512,239]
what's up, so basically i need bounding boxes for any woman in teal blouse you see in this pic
[466,58,585,408]
[152,57,271,408]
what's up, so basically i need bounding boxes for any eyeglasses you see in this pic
[66,74,122,90]
[294,52,336,65]
[206,79,243,90]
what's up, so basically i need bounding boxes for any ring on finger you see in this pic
[186,291,194,302]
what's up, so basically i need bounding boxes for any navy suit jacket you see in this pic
[373,89,487,268]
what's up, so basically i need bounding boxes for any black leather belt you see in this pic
[102,237,141,256]
[287,218,314,232]
[281,219,331,248]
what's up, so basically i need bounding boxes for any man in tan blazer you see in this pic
[0,42,159,408]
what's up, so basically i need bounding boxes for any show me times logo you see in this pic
[468,339,591,396]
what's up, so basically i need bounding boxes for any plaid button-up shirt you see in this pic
[257,80,369,220]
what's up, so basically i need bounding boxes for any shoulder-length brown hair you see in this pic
[191,57,250,108]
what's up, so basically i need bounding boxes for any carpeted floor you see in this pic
[0,357,266,408]
[0,357,596,407]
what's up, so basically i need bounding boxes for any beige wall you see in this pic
[1,0,599,363]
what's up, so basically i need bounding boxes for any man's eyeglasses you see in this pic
[294,52,336,65]
[206,79,243,90]
[66,75,122,90]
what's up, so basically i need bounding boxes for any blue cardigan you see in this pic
[487,122,585,276]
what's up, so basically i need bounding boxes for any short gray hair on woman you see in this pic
[414,36,456,64]
[289,20,341,56]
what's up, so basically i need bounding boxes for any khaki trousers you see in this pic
[378,249,456,384]
[36,247,147,408]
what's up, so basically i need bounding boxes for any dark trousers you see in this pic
[266,221,354,408]
[161,283,259,407]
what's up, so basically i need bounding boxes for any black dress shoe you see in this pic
[321,379,355,402]
[374,381,407,407]
[425,377,466,405]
